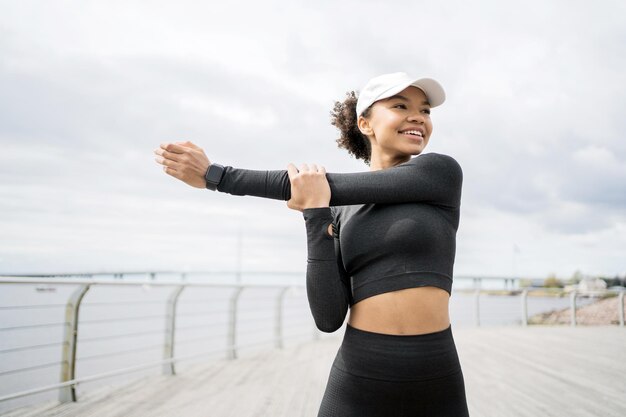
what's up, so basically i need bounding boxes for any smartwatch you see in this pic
[204,163,225,191]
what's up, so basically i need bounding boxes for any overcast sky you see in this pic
[1,0,624,280]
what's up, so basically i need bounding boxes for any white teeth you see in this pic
[402,130,423,137]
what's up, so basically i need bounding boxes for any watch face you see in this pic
[206,164,224,187]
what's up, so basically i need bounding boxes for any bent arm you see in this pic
[217,153,462,208]
[303,207,351,333]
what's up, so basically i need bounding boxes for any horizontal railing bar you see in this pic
[0,304,66,311]
[238,316,276,324]
[79,329,164,343]
[176,334,228,345]
[238,312,276,319]
[0,379,79,403]
[0,360,67,377]
[238,294,281,299]
[0,271,304,278]
[176,323,227,331]
[80,315,166,325]
[82,300,166,306]
[0,322,68,332]
[0,341,68,354]
[177,310,228,318]
[454,288,625,296]
[238,307,275,314]
[176,300,229,305]
[238,307,276,314]
[0,272,551,282]
[0,278,300,290]
[78,343,164,361]
[177,324,227,332]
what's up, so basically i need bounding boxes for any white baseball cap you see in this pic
[356,72,446,117]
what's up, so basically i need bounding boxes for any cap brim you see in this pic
[411,78,446,107]
[374,77,446,108]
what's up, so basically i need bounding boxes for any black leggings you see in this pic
[318,324,470,417]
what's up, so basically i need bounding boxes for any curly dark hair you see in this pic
[330,91,372,165]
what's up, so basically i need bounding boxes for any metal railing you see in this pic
[0,276,316,405]
[466,288,625,327]
[1,274,624,408]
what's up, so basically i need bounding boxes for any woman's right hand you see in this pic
[286,163,331,212]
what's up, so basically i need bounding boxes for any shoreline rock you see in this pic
[528,295,625,325]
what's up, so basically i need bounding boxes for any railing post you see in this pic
[618,291,624,327]
[274,287,289,349]
[521,289,528,326]
[474,289,481,327]
[570,290,577,327]
[59,284,91,403]
[163,285,185,375]
[227,287,244,359]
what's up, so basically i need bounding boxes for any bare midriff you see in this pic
[348,286,450,335]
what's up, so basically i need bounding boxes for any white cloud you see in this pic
[178,94,279,129]
[1,0,625,278]
[572,146,619,170]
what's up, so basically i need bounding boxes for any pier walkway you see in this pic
[4,325,625,417]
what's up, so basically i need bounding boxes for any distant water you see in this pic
[0,277,597,413]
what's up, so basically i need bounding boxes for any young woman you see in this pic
[155,72,470,416]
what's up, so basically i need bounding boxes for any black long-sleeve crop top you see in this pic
[216,152,463,333]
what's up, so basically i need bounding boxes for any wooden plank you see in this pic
[4,327,626,417]
[456,326,626,417]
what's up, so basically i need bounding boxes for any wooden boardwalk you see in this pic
[5,326,625,417]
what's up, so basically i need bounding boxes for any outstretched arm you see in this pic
[154,142,462,208]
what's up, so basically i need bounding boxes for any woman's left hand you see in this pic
[154,141,210,189]
[286,163,331,212]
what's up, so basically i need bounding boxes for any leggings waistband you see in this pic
[346,323,453,340]
[334,324,461,382]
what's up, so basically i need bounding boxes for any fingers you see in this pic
[287,163,299,179]
[159,142,187,154]
[155,155,179,168]
[309,164,325,174]
[154,147,183,162]
[287,163,326,178]
[286,162,330,210]
[162,165,181,179]
[154,148,181,172]
[175,140,200,150]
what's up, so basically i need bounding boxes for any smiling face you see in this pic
[358,86,433,166]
